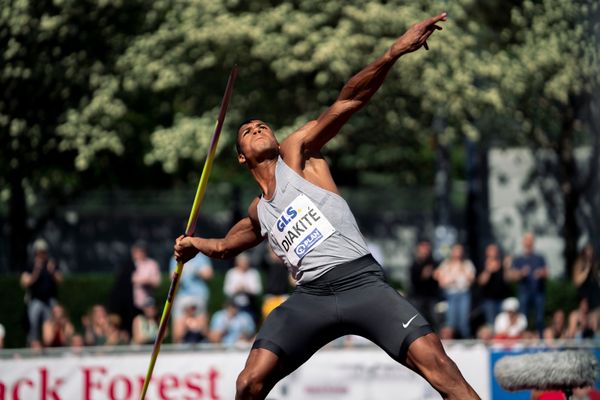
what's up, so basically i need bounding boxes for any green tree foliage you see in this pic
[2,0,597,276]
[0,0,151,270]
[86,0,488,186]
[484,0,600,273]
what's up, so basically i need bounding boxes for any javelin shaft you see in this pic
[185,66,238,237]
[139,66,238,400]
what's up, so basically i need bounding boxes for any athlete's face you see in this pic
[237,119,279,166]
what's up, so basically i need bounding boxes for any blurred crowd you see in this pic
[409,233,600,343]
[3,231,599,351]
[10,239,293,351]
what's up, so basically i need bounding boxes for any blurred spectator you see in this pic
[179,300,209,344]
[69,334,85,355]
[20,238,63,344]
[543,309,567,342]
[493,297,528,339]
[224,253,262,320]
[42,303,75,347]
[131,241,161,312]
[209,298,255,346]
[435,243,476,338]
[108,253,136,338]
[477,243,512,326]
[30,339,43,354]
[106,313,130,345]
[510,232,548,336]
[566,298,597,339]
[169,253,213,343]
[0,323,5,348]
[532,386,600,400]
[476,324,494,343]
[439,326,455,340]
[83,304,109,346]
[132,298,159,345]
[572,387,600,400]
[258,247,294,320]
[409,239,440,329]
[572,244,600,315]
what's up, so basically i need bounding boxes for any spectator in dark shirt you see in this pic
[42,303,75,347]
[477,243,511,326]
[179,300,208,344]
[108,254,136,338]
[543,309,567,343]
[20,239,63,345]
[409,239,440,329]
[510,232,548,336]
[572,244,600,316]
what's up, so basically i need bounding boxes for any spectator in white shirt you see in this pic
[494,297,528,339]
[224,253,262,320]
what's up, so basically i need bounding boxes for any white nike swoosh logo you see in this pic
[402,314,419,329]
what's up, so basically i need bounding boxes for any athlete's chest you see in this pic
[261,193,336,266]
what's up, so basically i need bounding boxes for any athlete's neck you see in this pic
[250,156,278,200]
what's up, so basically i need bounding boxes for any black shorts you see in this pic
[252,254,432,374]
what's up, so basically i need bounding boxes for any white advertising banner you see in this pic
[0,344,488,400]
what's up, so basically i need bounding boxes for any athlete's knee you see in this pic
[236,369,266,399]
[423,352,457,387]
[407,337,463,392]
[423,353,478,399]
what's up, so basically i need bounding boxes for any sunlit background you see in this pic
[0,1,598,399]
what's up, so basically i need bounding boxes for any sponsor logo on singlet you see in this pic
[270,194,336,266]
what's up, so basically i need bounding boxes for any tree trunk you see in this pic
[557,102,579,279]
[561,168,579,279]
[8,167,29,272]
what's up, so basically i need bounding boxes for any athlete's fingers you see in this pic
[416,13,447,37]
[432,12,448,24]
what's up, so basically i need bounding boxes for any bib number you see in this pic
[270,195,335,266]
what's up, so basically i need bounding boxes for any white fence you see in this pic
[0,341,597,400]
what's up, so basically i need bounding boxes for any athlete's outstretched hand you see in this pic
[391,12,447,56]
[174,235,199,264]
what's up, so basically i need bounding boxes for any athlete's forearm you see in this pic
[337,12,447,104]
[189,217,263,260]
[336,51,397,105]
[337,37,412,104]
[190,237,233,260]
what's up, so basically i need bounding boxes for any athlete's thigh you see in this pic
[339,277,431,362]
[253,290,342,374]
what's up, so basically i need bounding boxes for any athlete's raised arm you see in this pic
[282,12,447,154]
[174,198,264,262]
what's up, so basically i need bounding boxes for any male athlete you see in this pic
[175,12,480,400]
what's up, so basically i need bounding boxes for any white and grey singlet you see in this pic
[256,156,370,284]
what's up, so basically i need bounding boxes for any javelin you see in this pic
[139,65,238,400]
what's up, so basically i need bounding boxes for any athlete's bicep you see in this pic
[302,99,362,151]
[222,199,264,256]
